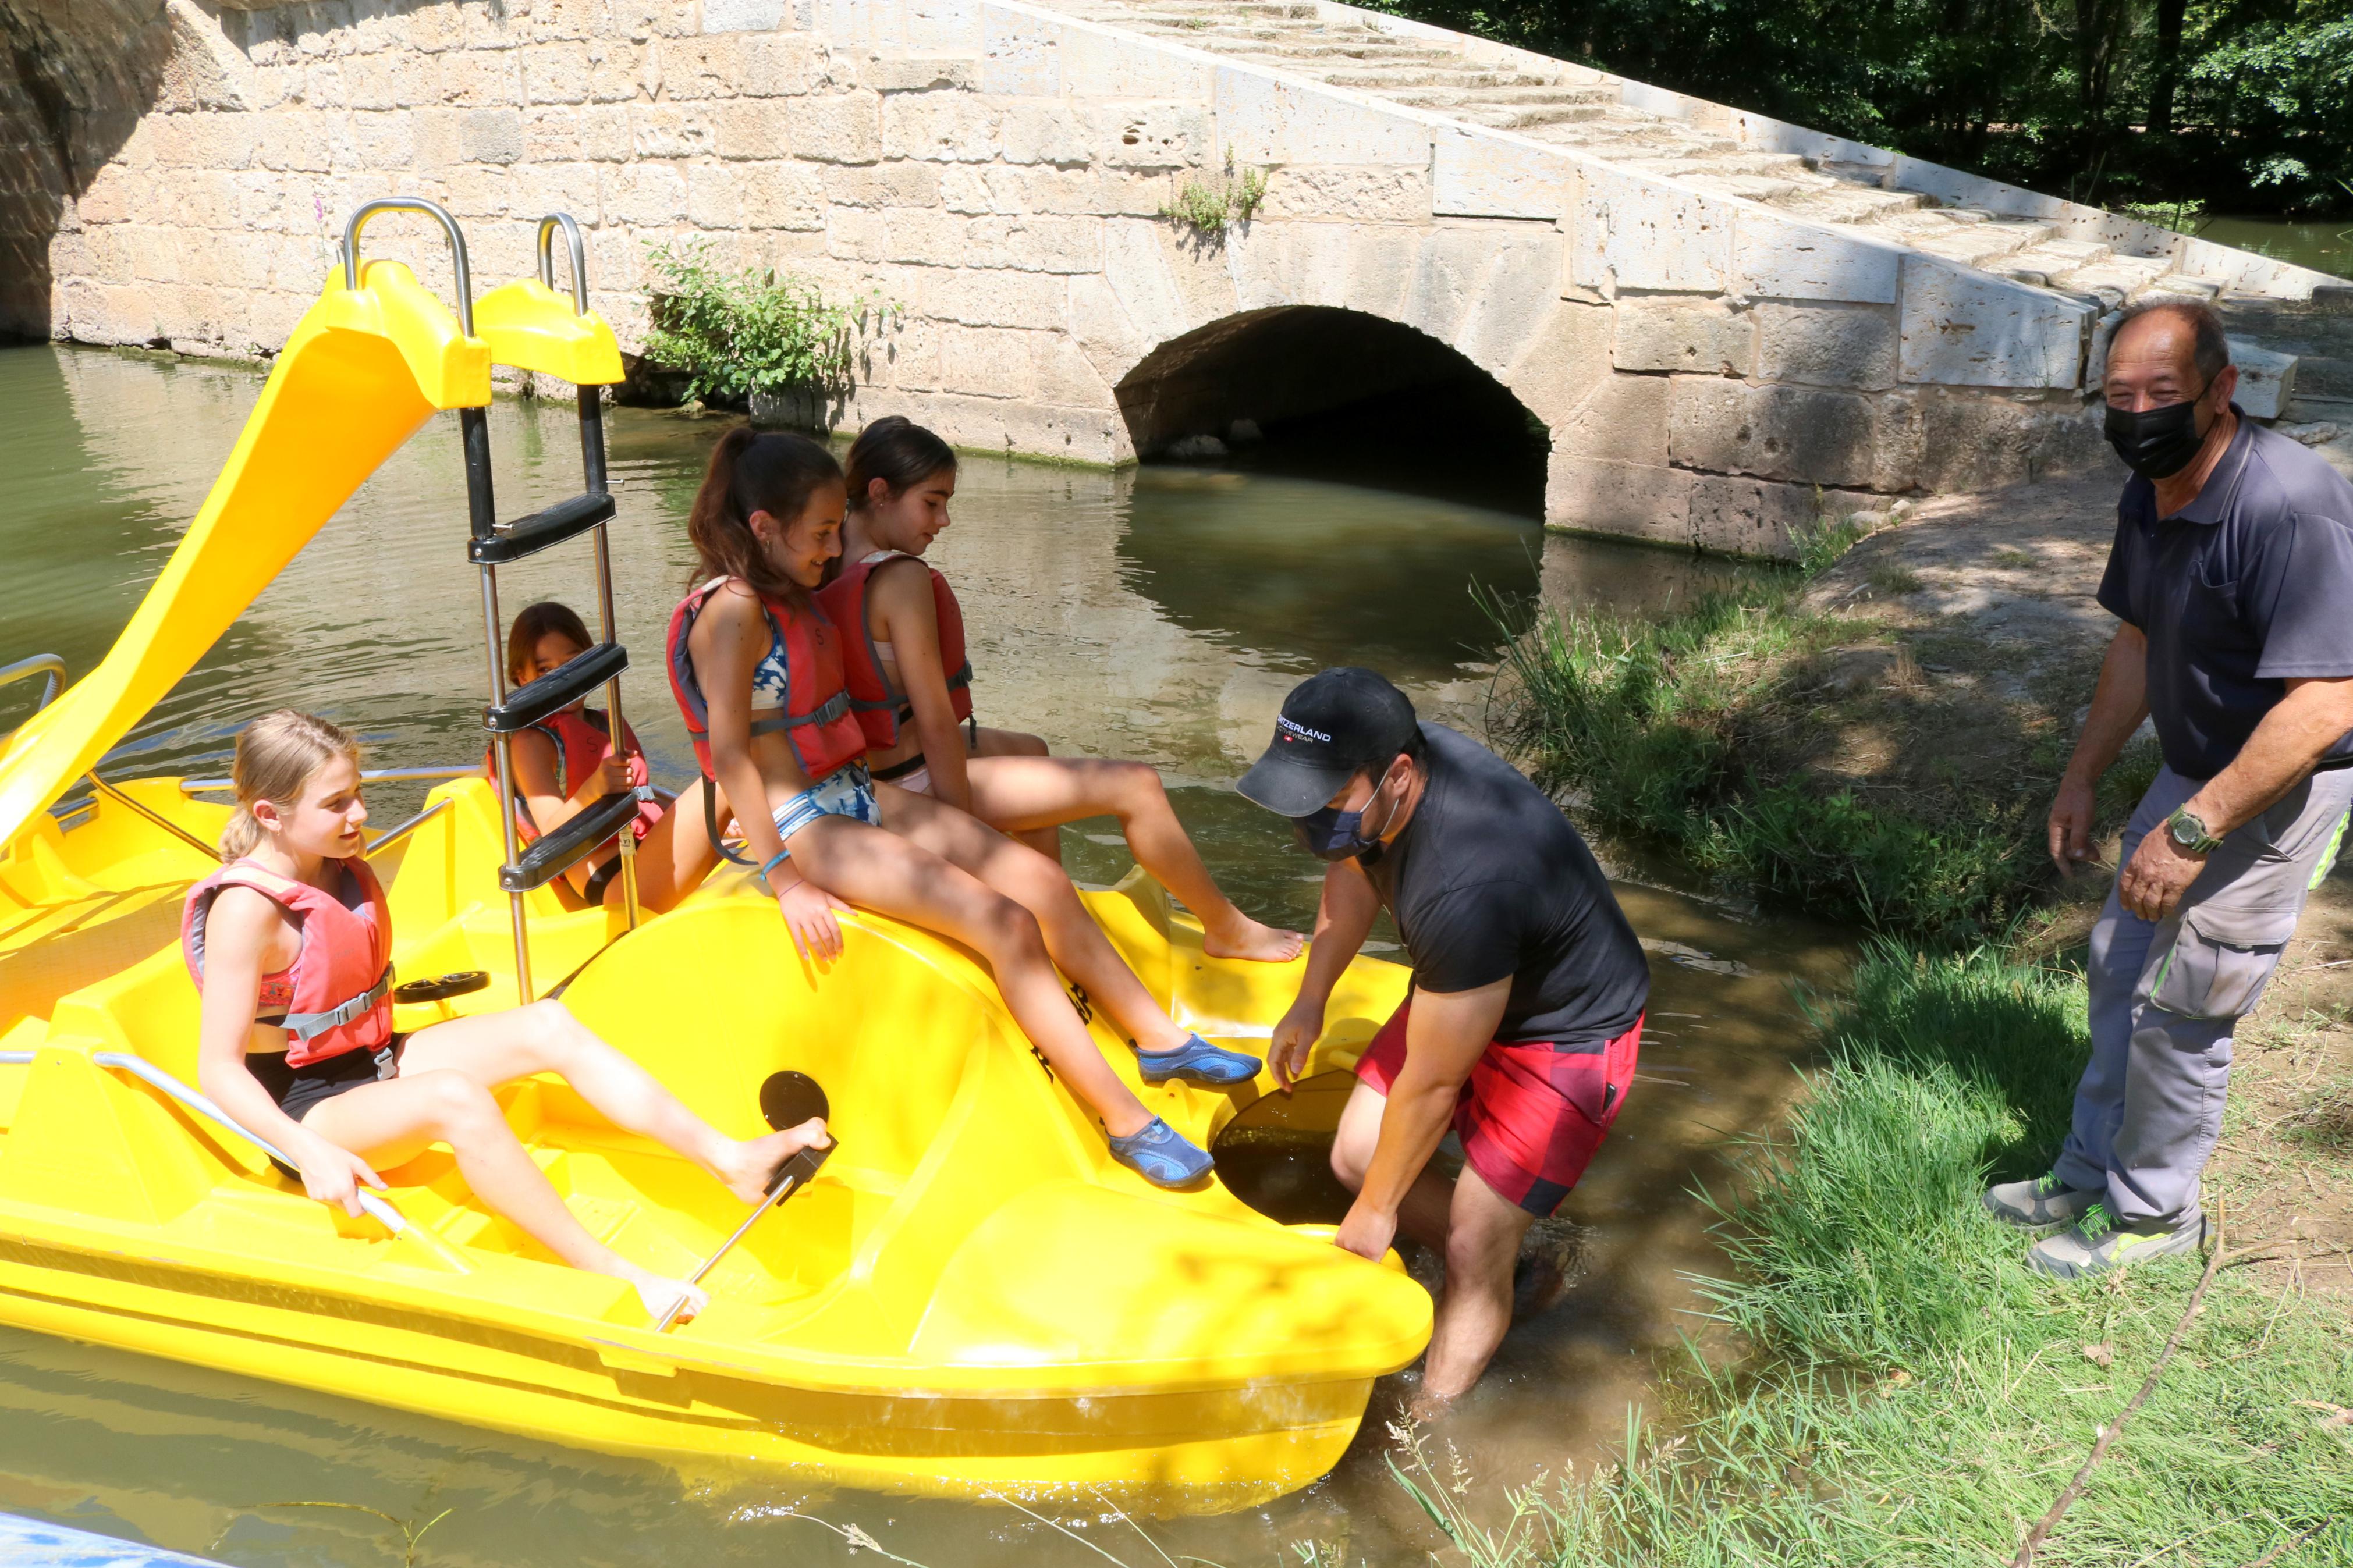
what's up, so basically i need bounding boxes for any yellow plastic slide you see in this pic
[0,262,492,851]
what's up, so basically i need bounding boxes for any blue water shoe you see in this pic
[1107,1117,1214,1188]
[1136,1033,1262,1086]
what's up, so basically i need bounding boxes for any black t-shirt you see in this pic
[2095,415,2353,780]
[1360,723,1649,1051]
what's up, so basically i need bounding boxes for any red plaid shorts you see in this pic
[1354,999,1642,1217]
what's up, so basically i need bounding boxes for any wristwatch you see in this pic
[2164,808,2223,855]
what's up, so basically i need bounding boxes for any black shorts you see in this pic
[581,855,623,906]
[248,1036,406,1123]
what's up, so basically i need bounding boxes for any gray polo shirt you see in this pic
[2096,411,2353,780]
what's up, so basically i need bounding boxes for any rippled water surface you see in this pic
[0,343,1834,1567]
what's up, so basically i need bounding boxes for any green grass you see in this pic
[1339,946,2353,1567]
[1483,584,2040,945]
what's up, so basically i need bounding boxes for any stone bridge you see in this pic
[4,0,2348,554]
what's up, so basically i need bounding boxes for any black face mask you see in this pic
[2104,383,2211,481]
[1291,773,1403,862]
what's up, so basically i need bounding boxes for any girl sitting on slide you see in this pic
[667,428,1255,1187]
[187,709,825,1322]
[489,600,707,913]
[818,417,1301,964]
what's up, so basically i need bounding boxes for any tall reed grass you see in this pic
[1481,585,2038,945]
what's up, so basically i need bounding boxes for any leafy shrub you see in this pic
[1160,158,1274,240]
[640,239,893,406]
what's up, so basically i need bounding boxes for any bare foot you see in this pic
[1203,915,1305,964]
[623,1265,710,1324]
[718,1118,831,1205]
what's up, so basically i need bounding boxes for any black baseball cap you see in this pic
[1236,668,1419,817]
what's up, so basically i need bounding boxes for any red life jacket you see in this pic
[814,550,974,751]
[665,576,868,783]
[182,857,395,1069]
[482,708,662,847]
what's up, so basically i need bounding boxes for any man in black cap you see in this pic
[1238,667,1649,1400]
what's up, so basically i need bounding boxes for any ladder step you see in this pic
[500,788,642,893]
[469,492,616,566]
[485,642,629,733]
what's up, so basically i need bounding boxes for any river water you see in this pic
[0,343,1840,1567]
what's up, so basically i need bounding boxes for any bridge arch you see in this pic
[1112,304,1546,508]
[1074,220,1591,510]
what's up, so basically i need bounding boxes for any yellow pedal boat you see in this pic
[0,203,1429,1512]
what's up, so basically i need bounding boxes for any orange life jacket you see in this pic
[482,708,662,846]
[665,577,867,783]
[815,550,974,751]
[182,857,394,1069]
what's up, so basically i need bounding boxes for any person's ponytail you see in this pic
[219,710,361,861]
[684,428,843,608]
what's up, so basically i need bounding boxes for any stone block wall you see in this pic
[12,0,2123,559]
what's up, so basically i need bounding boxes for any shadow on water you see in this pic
[0,342,1844,1566]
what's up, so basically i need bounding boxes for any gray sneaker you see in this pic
[2028,1203,2205,1280]
[1983,1172,2103,1229]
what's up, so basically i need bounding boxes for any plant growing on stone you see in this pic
[1160,155,1274,240]
[641,239,893,407]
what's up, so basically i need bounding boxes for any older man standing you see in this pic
[1987,300,2353,1277]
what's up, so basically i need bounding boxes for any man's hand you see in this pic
[2118,829,2207,922]
[1268,995,1325,1092]
[2048,773,2100,877]
[1333,1196,1397,1263]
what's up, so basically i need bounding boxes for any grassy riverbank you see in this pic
[1485,552,2151,947]
[1364,944,2353,1566]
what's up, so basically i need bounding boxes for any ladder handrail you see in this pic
[536,213,591,316]
[343,198,475,335]
[0,653,66,715]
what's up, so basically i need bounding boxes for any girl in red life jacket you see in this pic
[821,417,1302,965]
[491,600,709,913]
[188,709,828,1323]
[674,429,1258,1189]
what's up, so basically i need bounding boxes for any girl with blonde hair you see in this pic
[183,709,826,1321]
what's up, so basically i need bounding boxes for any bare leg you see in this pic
[1332,1079,1457,1249]
[970,726,1059,862]
[1422,1168,1535,1402]
[397,1000,821,1203]
[872,781,1196,1055]
[604,777,722,915]
[1330,1079,1536,1401]
[789,813,1160,1137]
[964,756,1301,962]
[301,1057,712,1320]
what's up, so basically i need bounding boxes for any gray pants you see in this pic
[2053,765,2352,1223]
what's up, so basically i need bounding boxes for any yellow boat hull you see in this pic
[0,776,1426,1513]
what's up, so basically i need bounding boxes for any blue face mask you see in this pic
[1293,774,1402,862]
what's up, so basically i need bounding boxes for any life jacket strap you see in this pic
[279,967,395,1040]
[748,691,854,732]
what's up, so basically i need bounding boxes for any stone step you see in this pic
[1453,100,1615,129]
[1387,84,1614,106]
[1325,68,1573,90]
[1770,186,1931,224]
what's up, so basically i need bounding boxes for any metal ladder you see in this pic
[342,201,641,1007]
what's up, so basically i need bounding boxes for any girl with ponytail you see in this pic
[669,429,1257,1189]
[821,415,1300,963]
[186,709,828,1322]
